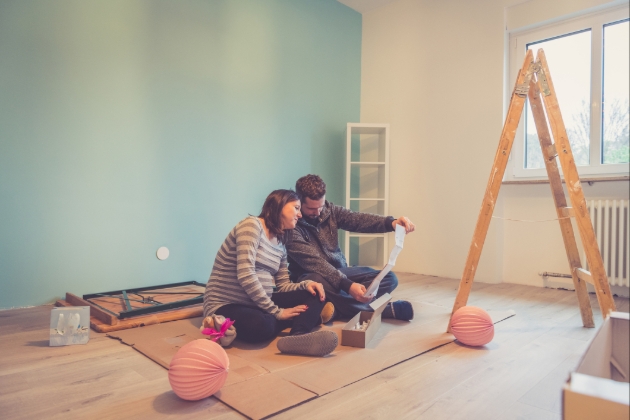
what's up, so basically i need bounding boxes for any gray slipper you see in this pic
[277,330,338,357]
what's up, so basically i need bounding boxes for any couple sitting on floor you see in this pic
[202,174,416,357]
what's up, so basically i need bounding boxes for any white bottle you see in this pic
[56,313,65,334]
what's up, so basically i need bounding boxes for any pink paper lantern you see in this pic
[168,339,229,401]
[450,306,494,347]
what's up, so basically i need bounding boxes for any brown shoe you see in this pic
[320,302,336,324]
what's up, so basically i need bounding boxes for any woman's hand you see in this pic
[306,282,326,301]
[277,305,307,320]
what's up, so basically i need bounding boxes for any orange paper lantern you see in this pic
[168,339,229,401]
[450,306,494,347]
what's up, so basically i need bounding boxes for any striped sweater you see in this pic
[203,216,312,318]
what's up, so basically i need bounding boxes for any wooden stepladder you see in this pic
[448,49,616,331]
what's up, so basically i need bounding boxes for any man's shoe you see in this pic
[382,300,414,321]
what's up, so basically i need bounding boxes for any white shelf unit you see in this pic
[344,123,390,268]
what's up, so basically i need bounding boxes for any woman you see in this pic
[203,189,337,357]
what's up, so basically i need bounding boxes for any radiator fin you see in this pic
[582,199,630,287]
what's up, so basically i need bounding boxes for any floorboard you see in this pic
[0,274,627,419]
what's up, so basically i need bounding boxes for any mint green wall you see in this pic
[0,0,361,308]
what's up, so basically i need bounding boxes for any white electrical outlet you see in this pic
[156,246,170,260]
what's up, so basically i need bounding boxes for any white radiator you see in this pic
[581,199,630,287]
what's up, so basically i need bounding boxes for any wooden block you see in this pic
[90,306,203,333]
[66,293,118,325]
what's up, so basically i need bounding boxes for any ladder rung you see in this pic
[575,268,593,285]
[561,207,575,218]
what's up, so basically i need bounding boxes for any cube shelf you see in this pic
[345,123,390,268]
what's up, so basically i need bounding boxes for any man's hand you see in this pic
[348,283,372,303]
[277,305,307,320]
[392,216,415,233]
[306,282,326,301]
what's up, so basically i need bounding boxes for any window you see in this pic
[603,20,629,164]
[509,6,629,179]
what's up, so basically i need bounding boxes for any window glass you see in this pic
[525,31,592,168]
[602,20,629,164]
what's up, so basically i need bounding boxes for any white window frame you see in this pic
[507,5,629,180]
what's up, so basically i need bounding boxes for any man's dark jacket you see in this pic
[286,201,395,293]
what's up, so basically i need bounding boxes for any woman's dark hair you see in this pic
[258,189,300,243]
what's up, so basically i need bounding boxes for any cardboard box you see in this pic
[50,306,90,346]
[563,312,629,420]
[341,293,391,348]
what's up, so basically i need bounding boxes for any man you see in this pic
[286,174,416,321]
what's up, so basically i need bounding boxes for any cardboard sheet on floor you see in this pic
[106,318,269,386]
[275,303,515,395]
[107,303,515,419]
[216,372,317,420]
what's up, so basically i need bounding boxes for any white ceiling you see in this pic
[336,0,400,14]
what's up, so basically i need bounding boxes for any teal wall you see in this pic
[0,0,361,308]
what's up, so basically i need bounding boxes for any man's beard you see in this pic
[303,215,319,224]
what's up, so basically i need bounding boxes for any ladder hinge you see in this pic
[514,61,538,98]
[515,83,529,97]
[533,60,551,96]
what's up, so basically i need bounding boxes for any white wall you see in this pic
[0,0,361,308]
[502,182,628,290]
[361,0,629,290]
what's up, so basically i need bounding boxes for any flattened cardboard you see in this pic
[221,338,324,373]
[106,302,516,419]
[279,303,515,395]
[107,317,269,386]
[107,318,202,368]
[342,293,392,348]
[216,373,315,420]
[563,312,630,420]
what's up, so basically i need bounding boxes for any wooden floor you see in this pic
[1,274,628,420]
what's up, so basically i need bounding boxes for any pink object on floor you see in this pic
[450,306,494,347]
[201,318,235,342]
[168,339,229,401]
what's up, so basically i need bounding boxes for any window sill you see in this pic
[502,175,629,185]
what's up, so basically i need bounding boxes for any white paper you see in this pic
[364,225,406,298]
[388,225,406,265]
